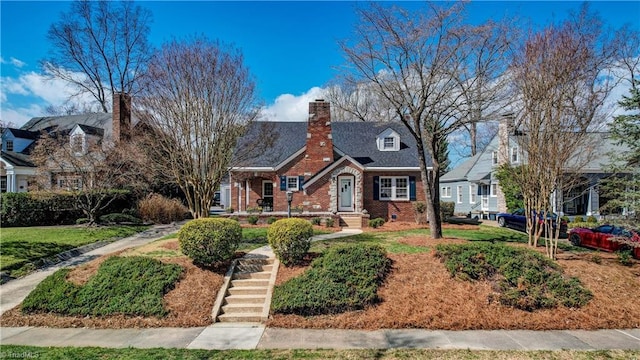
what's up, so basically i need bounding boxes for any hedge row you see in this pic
[1,191,135,227]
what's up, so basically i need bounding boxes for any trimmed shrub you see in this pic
[266,216,278,225]
[574,216,585,223]
[369,217,385,228]
[310,217,322,226]
[1,192,81,227]
[267,218,313,266]
[440,201,455,220]
[138,193,188,224]
[325,217,335,228]
[435,242,592,311]
[586,215,598,223]
[225,207,235,214]
[99,213,142,225]
[271,244,391,316]
[178,218,242,266]
[561,216,570,223]
[21,256,182,317]
[247,215,259,225]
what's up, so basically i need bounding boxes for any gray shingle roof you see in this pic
[77,124,105,137]
[22,113,113,136]
[6,128,39,140]
[1,151,34,167]
[234,121,429,169]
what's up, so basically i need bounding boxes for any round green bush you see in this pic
[178,218,242,266]
[267,218,314,266]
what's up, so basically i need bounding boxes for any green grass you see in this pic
[0,225,149,279]
[238,227,332,252]
[21,256,183,317]
[1,346,638,360]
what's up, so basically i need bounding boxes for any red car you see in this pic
[569,224,640,259]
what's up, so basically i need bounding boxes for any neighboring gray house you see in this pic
[440,118,628,219]
[0,93,132,193]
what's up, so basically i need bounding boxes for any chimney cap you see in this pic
[314,99,325,102]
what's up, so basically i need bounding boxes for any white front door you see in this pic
[338,176,354,212]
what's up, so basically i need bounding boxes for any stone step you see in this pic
[233,271,272,280]
[340,216,362,229]
[231,278,269,287]
[224,294,266,304]
[222,303,264,314]
[217,313,263,323]
[236,264,273,273]
[227,286,268,296]
[237,258,274,266]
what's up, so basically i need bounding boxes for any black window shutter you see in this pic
[298,176,304,190]
[280,176,286,191]
[373,176,379,200]
[409,176,416,201]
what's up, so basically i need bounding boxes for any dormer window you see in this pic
[377,128,400,151]
[71,134,84,154]
[6,140,13,152]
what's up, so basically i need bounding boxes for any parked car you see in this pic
[496,208,568,237]
[569,224,640,259]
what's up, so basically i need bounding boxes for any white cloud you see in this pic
[0,56,27,68]
[0,103,47,128]
[260,87,327,121]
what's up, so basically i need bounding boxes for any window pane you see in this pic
[6,140,14,152]
[380,178,392,199]
[383,137,395,149]
[396,178,408,199]
[287,177,298,190]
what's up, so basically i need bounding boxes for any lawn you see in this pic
[0,225,149,279]
[1,345,638,360]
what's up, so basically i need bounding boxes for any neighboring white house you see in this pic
[440,117,629,219]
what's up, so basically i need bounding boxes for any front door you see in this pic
[262,181,273,212]
[338,176,354,212]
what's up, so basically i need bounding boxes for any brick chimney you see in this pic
[112,92,131,142]
[305,100,334,174]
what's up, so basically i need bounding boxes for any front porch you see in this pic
[216,210,369,229]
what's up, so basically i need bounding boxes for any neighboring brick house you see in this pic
[0,93,133,192]
[229,100,429,227]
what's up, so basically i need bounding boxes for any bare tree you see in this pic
[31,132,151,224]
[507,5,626,259]
[136,36,263,219]
[338,2,512,238]
[44,0,152,112]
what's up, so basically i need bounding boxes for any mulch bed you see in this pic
[267,236,640,330]
[2,223,639,330]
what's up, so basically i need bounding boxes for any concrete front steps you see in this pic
[213,256,278,323]
[339,214,363,229]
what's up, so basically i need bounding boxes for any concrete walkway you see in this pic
[2,226,639,350]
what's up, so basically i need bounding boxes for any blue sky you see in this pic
[1,1,639,128]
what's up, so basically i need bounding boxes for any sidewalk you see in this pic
[2,325,639,350]
[2,226,639,350]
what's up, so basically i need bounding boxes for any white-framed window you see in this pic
[376,128,400,151]
[457,185,463,203]
[58,177,82,190]
[383,137,395,149]
[71,134,84,154]
[0,177,7,192]
[510,146,519,163]
[441,186,451,198]
[286,176,299,191]
[379,176,409,201]
[6,140,14,152]
[469,184,477,204]
[491,183,498,197]
[492,151,498,165]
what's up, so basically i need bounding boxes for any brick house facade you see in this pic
[229,100,430,226]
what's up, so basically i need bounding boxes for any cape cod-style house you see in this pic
[227,100,430,228]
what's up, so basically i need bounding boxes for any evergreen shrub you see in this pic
[178,218,242,266]
[267,218,313,266]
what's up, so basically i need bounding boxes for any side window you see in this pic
[595,225,613,234]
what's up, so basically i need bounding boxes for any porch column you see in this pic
[8,172,16,193]
[586,186,593,216]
